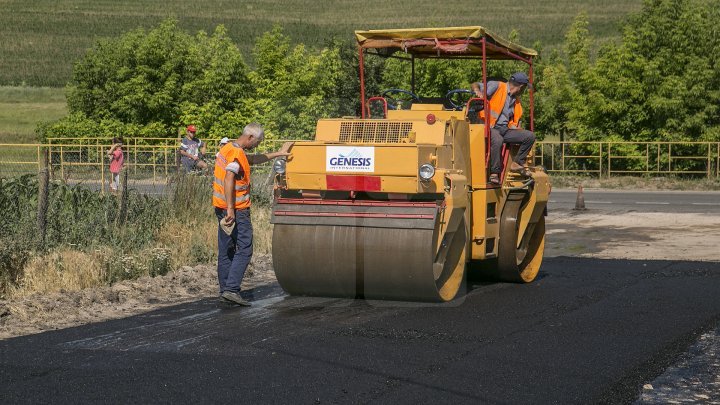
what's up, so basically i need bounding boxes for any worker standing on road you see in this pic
[179,125,207,173]
[213,123,292,306]
[471,72,535,185]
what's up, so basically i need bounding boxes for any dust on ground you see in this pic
[0,254,276,340]
[546,209,720,261]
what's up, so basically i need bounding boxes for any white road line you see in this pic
[636,202,670,205]
[585,201,612,204]
[692,202,720,206]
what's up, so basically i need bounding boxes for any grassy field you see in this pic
[0,86,66,143]
[0,0,643,87]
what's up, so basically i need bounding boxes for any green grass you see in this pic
[0,0,643,87]
[0,86,66,143]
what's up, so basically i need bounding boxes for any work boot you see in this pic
[220,291,251,306]
[509,162,532,177]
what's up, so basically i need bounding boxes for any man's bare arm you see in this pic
[247,142,294,165]
[223,170,236,221]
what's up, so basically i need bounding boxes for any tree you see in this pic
[43,21,350,141]
[570,0,720,141]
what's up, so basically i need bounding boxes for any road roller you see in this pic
[270,27,551,302]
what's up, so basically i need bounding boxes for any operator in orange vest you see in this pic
[213,123,292,306]
[471,72,535,185]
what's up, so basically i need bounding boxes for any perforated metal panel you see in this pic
[339,121,413,143]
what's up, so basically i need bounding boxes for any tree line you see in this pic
[39,0,720,143]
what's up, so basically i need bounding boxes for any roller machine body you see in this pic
[270,27,551,302]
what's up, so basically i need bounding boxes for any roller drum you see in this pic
[271,199,466,302]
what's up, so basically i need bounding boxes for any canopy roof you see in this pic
[354,26,537,60]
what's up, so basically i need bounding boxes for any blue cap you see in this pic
[509,72,531,87]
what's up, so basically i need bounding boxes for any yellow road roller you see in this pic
[271,27,551,302]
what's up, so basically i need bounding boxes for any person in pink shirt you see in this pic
[107,137,124,192]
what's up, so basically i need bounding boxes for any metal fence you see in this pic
[535,141,720,178]
[0,139,292,195]
[1,140,719,194]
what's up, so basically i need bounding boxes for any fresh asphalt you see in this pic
[2,256,720,403]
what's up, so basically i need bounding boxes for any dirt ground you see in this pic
[545,209,720,261]
[0,254,276,340]
[2,208,720,340]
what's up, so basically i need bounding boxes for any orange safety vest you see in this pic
[213,142,251,210]
[479,81,523,129]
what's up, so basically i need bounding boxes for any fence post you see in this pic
[100,145,105,194]
[37,148,50,249]
[707,142,712,179]
[60,146,64,181]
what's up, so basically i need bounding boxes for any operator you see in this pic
[213,123,292,306]
[179,125,208,172]
[471,72,535,185]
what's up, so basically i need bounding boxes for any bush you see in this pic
[0,237,32,298]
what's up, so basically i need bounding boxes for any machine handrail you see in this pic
[366,96,388,119]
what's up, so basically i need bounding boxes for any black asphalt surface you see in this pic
[549,189,720,213]
[2,257,720,404]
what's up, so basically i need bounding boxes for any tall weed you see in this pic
[0,171,272,298]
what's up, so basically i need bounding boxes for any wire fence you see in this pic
[1,140,719,195]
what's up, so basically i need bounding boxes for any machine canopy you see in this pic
[354,26,537,60]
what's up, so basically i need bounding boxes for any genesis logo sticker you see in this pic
[326,146,375,172]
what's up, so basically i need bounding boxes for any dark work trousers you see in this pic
[215,207,253,294]
[490,127,536,174]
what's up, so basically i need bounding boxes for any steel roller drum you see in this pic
[271,199,467,302]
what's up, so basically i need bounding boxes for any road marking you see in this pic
[692,203,720,206]
[585,201,612,204]
[636,202,670,205]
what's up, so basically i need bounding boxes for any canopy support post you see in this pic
[411,54,416,94]
[482,37,490,166]
[529,57,535,132]
[359,46,366,119]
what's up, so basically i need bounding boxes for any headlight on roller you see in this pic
[419,164,435,181]
[273,159,287,174]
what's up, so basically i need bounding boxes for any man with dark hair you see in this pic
[471,72,535,185]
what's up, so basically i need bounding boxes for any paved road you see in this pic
[549,189,720,213]
[68,180,720,214]
[2,257,720,404]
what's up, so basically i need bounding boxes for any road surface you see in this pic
[549,189,720,213]
[1,256,719,403]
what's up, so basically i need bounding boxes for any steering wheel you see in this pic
[381,89,420,110]
[445,89,475,110]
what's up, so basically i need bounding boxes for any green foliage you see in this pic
[47,20,252,141]
[44,22,347,141]
[37,0,720,145]
[541,0,720,142]
[0,237,32,297]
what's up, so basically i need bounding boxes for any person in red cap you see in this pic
[179,125,207,172]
